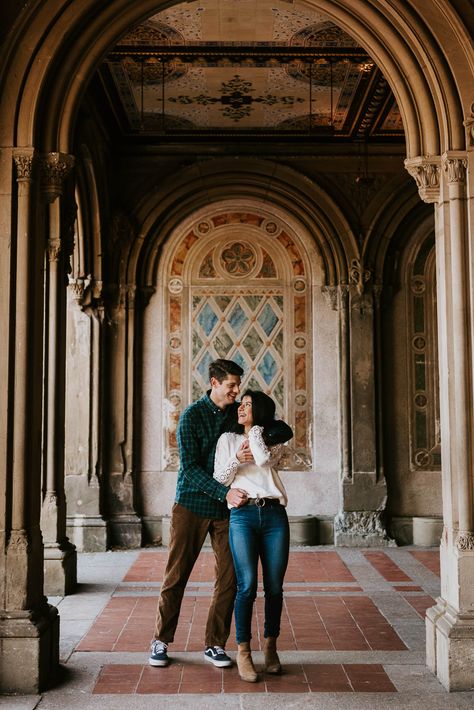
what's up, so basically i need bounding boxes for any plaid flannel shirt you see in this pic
[175,392,239,519]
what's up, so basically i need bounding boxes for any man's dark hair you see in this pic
[209,358,244,383]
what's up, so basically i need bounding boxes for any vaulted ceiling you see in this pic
[97,0,404,142]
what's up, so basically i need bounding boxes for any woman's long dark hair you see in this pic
[230,389,276,441]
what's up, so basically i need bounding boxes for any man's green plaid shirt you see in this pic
[175,392,238,519]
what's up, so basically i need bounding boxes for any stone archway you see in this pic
[0,0,473,693]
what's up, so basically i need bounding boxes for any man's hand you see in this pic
[236,439,254,464]
[226,488,248,508]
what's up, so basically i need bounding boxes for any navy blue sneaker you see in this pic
[204,646,232,667]
[149,639,169,667]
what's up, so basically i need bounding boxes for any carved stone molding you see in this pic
[7,528,30,553]
[39,151,73,196]
[349,258,371,296]
[457,530,474,551]
[68,276,105,312]
[48,240,61,262]
[38,152,75,203]
[334,510,386,536]
[68,275,89,305]
[442,152,468,184]
[404,155,441,203]
[13,148,35,182]
[321,285,338,310]
[463,101,474,147]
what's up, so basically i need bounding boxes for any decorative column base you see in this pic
[66,514,108,552]
[0,605,59,693]
[428,601,474,691]
[334,511,395,547]
[108,513,142,548]
[43,543,77,596]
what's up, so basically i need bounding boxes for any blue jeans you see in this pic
[229,503,290,644]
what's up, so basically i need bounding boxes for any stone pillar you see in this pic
[38,153,77,596]
[65,280,108,551]
[406,151,474,691]
[333,274,392,546]
[0,149,59,693]
[105,282,142,547]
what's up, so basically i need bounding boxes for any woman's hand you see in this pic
[236,439,254,463]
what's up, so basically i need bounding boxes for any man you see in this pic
[150,358,246,668]
[150,358,292,668]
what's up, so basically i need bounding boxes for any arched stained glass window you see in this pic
[163,209,312,470]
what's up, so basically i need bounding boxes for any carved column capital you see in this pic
[321,285,338,311]
[404,155,441,203]
[463,102,474,147]
[457,530,474,551]
[349,258,371,296]
[322,284,351,311]
[13,147,36,182]
[442,151,468,184]
[47,241,61,262]
[68,276,89,305]
[38,152,75,203]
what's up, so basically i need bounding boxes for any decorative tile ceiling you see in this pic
[100,0,404,138]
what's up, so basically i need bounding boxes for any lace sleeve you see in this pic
[214,434,239,485]
[248,426,285,467]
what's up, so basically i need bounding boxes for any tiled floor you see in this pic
[76,548,430,694]
[10,546,474,710]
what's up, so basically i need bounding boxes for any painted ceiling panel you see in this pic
[100,0,404,139]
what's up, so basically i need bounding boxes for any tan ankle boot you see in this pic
[264,637,281,674]
[236,642,258,682]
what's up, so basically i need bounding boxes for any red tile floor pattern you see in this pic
[124,550,356,583]
[82,549,440,694]
[93,663,397,694]
[363,552,412,582]
[410,550,441,576]
[78,594,407,653]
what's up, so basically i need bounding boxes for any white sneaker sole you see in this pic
[149,657,169,667]
[204,654,232,667]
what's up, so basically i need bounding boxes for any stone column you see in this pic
[0,149,59,693]
[105,282,142,547]
[65,279,108,551]
[406,151,474,691]
[333,273,392,546]
[38,152,77,596]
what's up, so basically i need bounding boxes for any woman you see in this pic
[214,390,289,682]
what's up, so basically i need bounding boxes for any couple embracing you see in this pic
[149,358,293,683]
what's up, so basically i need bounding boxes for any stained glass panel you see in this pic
[228,303,248,334]
[258,302,279,335]
[197,302,218,335]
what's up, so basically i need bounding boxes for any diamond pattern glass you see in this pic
[258,302,279,335]
[197,302,218,336]
[243,327,264,358]
[228,302,248,334]
[258,352,277,385]
[214,330,233,358]
[196,351,214,381]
